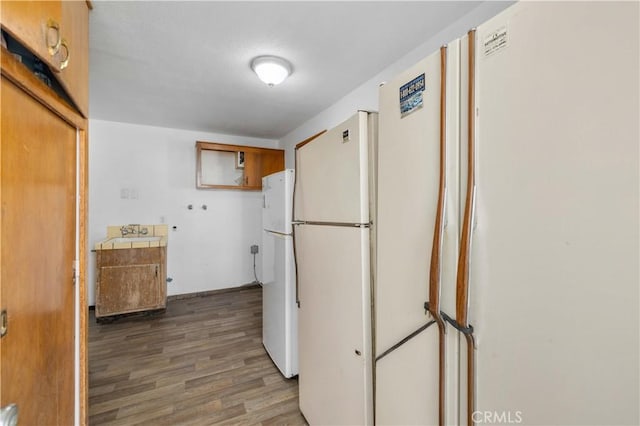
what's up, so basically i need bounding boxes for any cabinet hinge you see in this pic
[1,310,7,338]
[72,260,79,285]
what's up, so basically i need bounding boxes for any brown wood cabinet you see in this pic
[58,0,89,116]
[95,247,168,319]
[0,1,61,70]
[1,1,89,424]
[196,141,285,190]
[1,0,90,116]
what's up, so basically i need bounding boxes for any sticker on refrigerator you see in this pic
[342,129,350,143]
[399,73,425,118]
[483,26,508,57]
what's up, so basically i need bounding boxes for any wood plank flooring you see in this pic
[89,285,307,425]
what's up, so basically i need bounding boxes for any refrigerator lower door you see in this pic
[295,224,373,425]
[262,231,297,378]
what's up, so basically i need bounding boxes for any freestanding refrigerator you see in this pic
[376,39,461,426]
[294,111,377,425]
[262,169,297,378]
[376,2,638,425]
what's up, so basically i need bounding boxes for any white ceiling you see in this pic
[89,1,481,139]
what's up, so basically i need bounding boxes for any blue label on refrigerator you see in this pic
[399,73,425,117]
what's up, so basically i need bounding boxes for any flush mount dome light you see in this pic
[251,56,292,87]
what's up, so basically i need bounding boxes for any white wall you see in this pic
[88,2,512,306]
[279,1,513,164]
[88,119,278,305]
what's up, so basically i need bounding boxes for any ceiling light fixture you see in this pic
[251,56,292,87]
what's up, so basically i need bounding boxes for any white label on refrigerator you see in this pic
[483,25,508,57]
[342,129,350,143]
[400,73,425,118]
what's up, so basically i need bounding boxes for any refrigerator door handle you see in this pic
[455,28,478,426]
[425,45,449,426]
[456,29,478,338]
[293,148,301,307]
[265,230,292,238]
[428,45,449,318]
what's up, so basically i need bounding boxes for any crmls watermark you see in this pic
[472,410,523,424]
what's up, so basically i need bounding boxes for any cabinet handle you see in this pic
[58,39,70,70]
[46,19,62,56]
[245,176,248,185]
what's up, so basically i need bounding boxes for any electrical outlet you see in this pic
[250,245,259,254]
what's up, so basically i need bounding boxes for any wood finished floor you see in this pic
[89,286,306,425]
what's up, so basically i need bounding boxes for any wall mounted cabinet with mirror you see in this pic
[196,141,284,190]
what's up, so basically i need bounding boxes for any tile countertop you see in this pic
[95,224,168,250]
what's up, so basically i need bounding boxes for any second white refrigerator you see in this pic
[294,111,377,425]
[262,169,297,378]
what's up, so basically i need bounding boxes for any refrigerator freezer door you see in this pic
[376,41,460,424]
[262,169,294,234]
[262,231,297,378]
[294,111,370,224]
[464,3,639,424]
[295,224,373,425]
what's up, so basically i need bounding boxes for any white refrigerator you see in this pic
[262,169,297,378]
[376,2,638,425]
[293,111,377,425]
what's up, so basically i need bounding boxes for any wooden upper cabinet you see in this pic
[58,0,89,116]
[243,151,263,189]
[196,141,284,191]
[1,0,90,116]
[1,1,62,70]
[262,149,286,178]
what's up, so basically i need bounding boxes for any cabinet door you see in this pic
[1,76,76,425]
[243,151,263,189]
[97,264,163,316]
[58,0,89,116]
[261,150,285,178]
[1,0,62,71]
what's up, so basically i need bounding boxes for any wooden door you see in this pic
[1,76,76,425]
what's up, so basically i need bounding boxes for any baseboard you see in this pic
[167,283,261,301]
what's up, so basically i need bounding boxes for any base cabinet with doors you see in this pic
[0,1,90,424]
[95,247,168,319]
